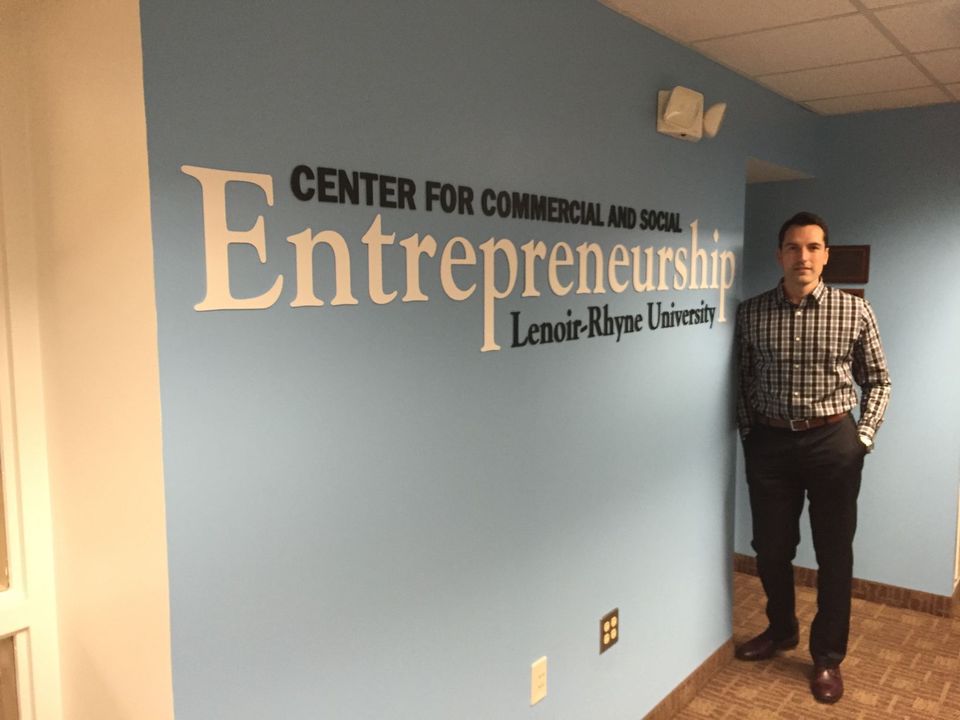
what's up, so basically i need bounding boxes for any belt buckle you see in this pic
[789,418,810,431]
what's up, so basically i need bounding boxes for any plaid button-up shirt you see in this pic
[735,280,891,441]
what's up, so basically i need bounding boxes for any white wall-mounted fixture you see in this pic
[657,86,727,142]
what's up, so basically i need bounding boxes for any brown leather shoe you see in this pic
[810,666,843,703]
[734,629,799,661]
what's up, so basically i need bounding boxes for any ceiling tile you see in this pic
[693,15,899,75]
[601,0,856,42]
[874,0,960,52]
[805,86,951,113]
[760,56,930,100]
[600,0,960,114]
[915,48,960,82]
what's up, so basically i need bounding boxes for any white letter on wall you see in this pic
[181,165,283,310]
[478,237,518,352]
[287,228,359,307]
[362,214,398,304]
[440,237,477,301]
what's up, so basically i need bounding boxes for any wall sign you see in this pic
[181,164,737,352]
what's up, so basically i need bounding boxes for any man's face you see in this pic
[777,224,829,288]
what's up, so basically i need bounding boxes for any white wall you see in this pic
[0,0,174,717]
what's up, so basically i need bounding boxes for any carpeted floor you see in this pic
[672,572,960,719]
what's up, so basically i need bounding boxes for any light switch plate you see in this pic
[530,656,547,705]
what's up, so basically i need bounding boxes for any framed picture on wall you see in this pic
[824,245,870,284]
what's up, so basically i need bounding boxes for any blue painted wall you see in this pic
[735,103,960,597]
[140,1,822,718]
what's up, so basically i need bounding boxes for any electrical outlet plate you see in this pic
[530,656,547,705]
[600,608,619,654]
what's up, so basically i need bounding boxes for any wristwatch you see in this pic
[858,434,874,453]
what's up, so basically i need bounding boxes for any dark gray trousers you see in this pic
[744,414,865,668]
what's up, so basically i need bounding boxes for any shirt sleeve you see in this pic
[852,301,891,440]
[734,303,753,439]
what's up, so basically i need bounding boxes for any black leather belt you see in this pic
[755,412,848,432]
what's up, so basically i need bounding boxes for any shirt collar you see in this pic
[776,279,826,307]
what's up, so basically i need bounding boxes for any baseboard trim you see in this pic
[641,638,733,720]
[734,552,956,617]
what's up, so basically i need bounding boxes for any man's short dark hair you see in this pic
[778,211,829,247]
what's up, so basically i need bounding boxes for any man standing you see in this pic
[734,211,891,704]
